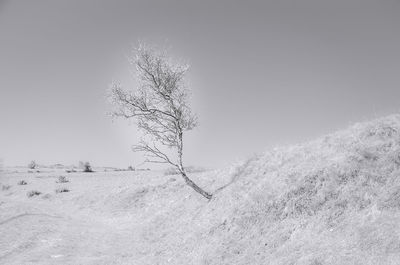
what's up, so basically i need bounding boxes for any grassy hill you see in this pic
[194,114,400,264]
[1,114,400,264]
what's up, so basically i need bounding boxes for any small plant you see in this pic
[56,176,69,183]
[27,190,41,197]
[83,162,93,172]
[28,160,37,169]
[18,180,27,185]
[55,188,69,193]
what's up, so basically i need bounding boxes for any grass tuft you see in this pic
[56,176,69,183]
[27,190,41,197]
[18,180,27,185]
[55,188,70,193]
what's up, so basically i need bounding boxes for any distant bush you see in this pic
[28,160,37,169]
[83,162,93,172]
[18,180,27,185]
[65,168,76,173]
[56,176,69,183]
[55,188,69,193]
[27,190,41,197]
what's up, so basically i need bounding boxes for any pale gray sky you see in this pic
[1,0,400,168]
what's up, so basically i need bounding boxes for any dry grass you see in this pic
[26,190,41,197]
[55,188,70,193]
[17,180,27,185]
[2,114,400,264]
[194,114,400,264]
[56,176,69,183]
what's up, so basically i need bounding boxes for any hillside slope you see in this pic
[191,114,400,265]
[2,114,400,265]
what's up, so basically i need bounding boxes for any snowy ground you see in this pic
[2,115,400,264]
[0,169,220,265]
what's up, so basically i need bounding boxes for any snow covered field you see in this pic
[2,115,400,264]
[0,169,220,265]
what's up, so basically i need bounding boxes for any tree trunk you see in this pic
[180,171,212,200]
[177,130,212,200]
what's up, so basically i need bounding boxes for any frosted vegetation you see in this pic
[1,115,400,264]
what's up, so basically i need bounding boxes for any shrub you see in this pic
[56,176,69,183]
[83,162,93,172]
[28,160,37,169]
[27,190,41,197]
[55,188,69,193]
[18,180,27,185]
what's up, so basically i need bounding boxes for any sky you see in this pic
[1,0,400,168]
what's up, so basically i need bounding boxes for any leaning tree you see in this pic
[109,44,212,199]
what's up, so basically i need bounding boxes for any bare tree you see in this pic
[109,43,212,199]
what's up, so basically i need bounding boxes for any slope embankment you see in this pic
[189,114,400,265]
